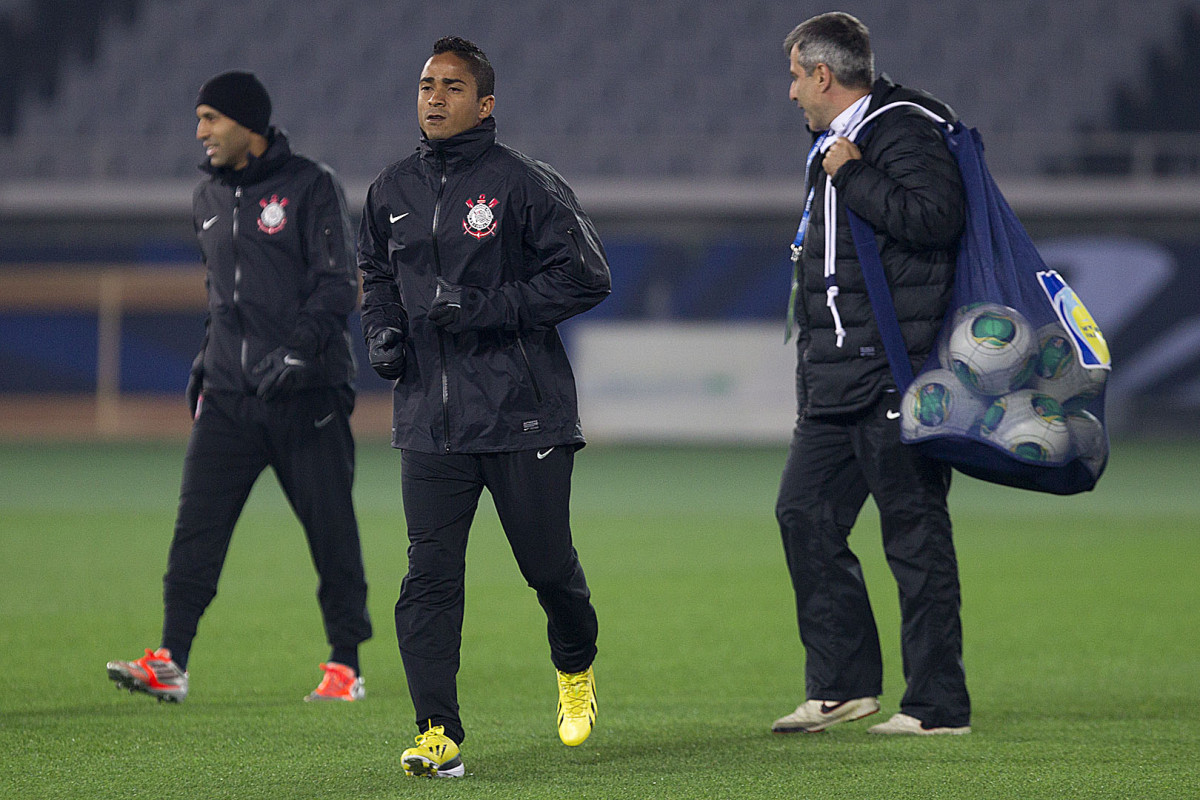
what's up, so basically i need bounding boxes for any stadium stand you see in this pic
[2,0,1199,181]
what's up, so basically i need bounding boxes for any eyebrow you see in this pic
[420,77,468,86]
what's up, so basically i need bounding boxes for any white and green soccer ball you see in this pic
[1066,408,1108,475]
[901,368,988,441]
[1029,323,1108,412]
[979,389,1072,463]
[947,303,1037,396]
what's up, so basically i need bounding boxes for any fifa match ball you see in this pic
[936,303,987,370]
[1029,323,1108,412]
[947,303,1037,396]
[1066,408,1108,474]
[900,368,988,441]
[979,389,1071,463]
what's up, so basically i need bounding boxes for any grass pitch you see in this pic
[1,438,1197,799]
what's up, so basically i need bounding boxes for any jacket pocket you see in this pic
[515,336,544,403]
[321,223,340,270]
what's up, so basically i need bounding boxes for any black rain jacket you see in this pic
[193,128,358,396]
[357,116,611,454]
[795,75,965,417]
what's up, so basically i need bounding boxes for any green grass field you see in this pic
[1,439,1197,799]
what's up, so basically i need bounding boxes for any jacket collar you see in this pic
[866,74,958,123]
[199,126,292,185]
[419,116,496,167]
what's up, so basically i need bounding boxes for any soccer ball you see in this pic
[980,389,1071,463]
[1029,323,1108,412]
[947,303,1037,396]
[937,304,981,369]
[900,368,988,441]
[1066,408,1108,476]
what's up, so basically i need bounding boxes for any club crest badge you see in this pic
[257,195,288,234]
[463,194,499,239]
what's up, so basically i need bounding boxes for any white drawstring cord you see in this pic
[823,172,846,348]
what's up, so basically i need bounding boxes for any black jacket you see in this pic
[193,129,358,396]
[357,117,611,454]
[796,75,964,417]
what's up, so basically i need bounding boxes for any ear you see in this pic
[814,63,831,90]
[478,95,495,121]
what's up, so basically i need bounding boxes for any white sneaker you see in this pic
[771,696,880,733]
[867,712,971,735]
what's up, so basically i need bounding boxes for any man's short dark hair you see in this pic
[783,12,874,91]
[432,36,495,98]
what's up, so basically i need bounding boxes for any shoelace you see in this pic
[559,673,592,713]
[414,725,449,749]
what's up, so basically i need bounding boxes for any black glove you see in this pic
[252,347,313,402]
[185,351,205,418]
[367,327,406,380]
[428,278,464,331]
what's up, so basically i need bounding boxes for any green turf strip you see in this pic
[1,440,1197,798]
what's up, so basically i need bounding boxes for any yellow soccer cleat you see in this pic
[401,725,465,778]
[556,665,597,746]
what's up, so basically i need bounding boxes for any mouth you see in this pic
[425,114,446,124]
[203,143,218,157]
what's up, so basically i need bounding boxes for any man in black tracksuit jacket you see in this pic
[106,72,371,705]
[357,38,609,773]
[772,14,971,736]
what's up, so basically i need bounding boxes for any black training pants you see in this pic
[775,394,970,729]
[161,388,371,659]
[396,446,598,745]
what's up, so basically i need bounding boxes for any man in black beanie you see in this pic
[106,70,373,704]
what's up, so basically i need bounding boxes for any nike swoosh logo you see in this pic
[819,701,847,714]
[886,409,901,420]
[537,447,555,460]
[314,413,334,429]
[283,355,306,367]
[202,215,219,230]
[389,212,409,223]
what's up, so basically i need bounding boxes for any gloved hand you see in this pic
[252,347,314,402]
[185,351,205,418]
[367,327,406,380]
[428,278,464,331]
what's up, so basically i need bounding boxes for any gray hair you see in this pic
[783,12,874,91]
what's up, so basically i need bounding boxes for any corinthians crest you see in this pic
[257,194,288,234]
[462,194,498,239]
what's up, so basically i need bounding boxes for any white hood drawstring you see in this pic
[823,174,846,348]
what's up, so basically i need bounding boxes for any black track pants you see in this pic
[775,395,970,728]
[161,388,372,660]
[395,446,598,745]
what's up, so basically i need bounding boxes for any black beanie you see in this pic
[196,71,271,135]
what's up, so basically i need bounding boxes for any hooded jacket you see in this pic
[193,128,358,395]
[358,116,611,454]
[795,75,965,417]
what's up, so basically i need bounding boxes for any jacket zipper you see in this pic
[431,152,452,453]
[322,224,337,269]
[232,185,249,378]
[516,337,543,403]
[566,226,591,279]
